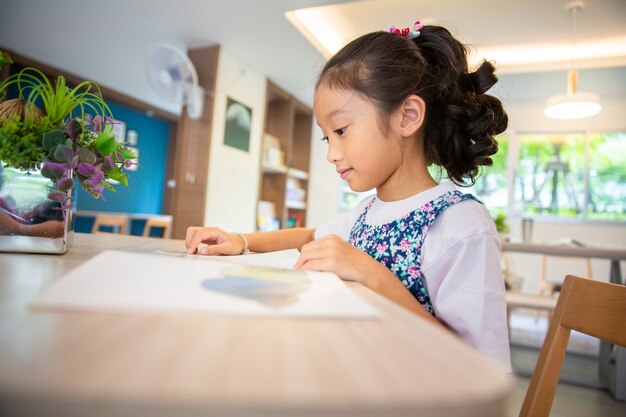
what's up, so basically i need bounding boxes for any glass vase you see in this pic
[0,164,75,254]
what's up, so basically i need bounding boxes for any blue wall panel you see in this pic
[76,102,171,215]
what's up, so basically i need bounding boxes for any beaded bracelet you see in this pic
[232,232,249,255]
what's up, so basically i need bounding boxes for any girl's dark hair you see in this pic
[316,26,508,185]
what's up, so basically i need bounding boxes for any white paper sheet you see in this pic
[31,250,379,319]
[155,248,301,269]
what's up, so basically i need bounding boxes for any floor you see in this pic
[505,310,626,416]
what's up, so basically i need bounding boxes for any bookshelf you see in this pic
[257,81,312,231]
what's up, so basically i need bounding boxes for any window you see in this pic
[587,132,626,221]
[515,133,586,219]
[471,131,626,222]
[471,134,509,216]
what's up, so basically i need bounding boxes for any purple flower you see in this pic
[70,154,79,169]
[103,154,115,171]
[85,171,104,187]
[92,184,105,200]
[78,162,96,177]
[56,177,75,191]
[91,170,104,185]
[65,119,82,140]
[61,201,75,210]
[47,190,67,203]
[92,116,113,133]
[41,162,68,180]
[93,115,106,132]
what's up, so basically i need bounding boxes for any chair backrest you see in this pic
[92,214,128,234]
[519,275,626,417]
[142,217,172,238]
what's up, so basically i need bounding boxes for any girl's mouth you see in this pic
[339,168,353,180]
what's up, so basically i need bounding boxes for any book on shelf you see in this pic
[285,211,304,228]
[257,200,279,232]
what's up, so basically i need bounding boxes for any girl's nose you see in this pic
[326,140,342,164]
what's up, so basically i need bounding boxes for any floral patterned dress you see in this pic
[348,190,479,316]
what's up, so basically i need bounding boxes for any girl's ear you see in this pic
[397,95,426,137]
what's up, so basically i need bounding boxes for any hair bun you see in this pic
[462,61,498,95]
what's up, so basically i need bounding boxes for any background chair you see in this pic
[519,275,626,417]
[535,254,593,323]
[142,217,172,238]
[91,214,128,234]
[539,254,593,296]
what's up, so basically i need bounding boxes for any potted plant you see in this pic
[493,211,510,242]
[0,56,136,253]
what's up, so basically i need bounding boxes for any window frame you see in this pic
[503,129,625,225]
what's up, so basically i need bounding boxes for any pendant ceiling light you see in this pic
[544,0,601,120]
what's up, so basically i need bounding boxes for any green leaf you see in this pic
[103,181,116,192]
[53,144,73,162]
[117,147,137,159]
[42,129,66,151]
[106,166,128,187]
[94,132,116,156]
[77,147,97,163]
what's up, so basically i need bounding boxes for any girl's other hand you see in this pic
[185,226,243,255]
[294,234,378,285]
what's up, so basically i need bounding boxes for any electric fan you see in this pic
[145,43,204,119]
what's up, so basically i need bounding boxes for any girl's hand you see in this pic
[294,234,380,285]
[185,226,244,255]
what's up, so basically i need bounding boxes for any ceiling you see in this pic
[1,0,625,113]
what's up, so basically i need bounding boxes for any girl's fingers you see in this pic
[186,228,226,254]
[296,258,327,272]
[185,227,200,250]
[198,242,231,255]
[294,241,327,269]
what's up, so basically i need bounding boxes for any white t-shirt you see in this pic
[315,182,511,370]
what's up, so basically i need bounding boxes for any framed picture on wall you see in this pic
[224,97,252,152]
[111,119,127,143]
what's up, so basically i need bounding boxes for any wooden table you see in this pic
[501,241,626,285]
[0,233,512,417]
[501,241,626,401]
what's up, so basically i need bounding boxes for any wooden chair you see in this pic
[91,214,128,234]
[519,275,626,417]
[142,217,172,238]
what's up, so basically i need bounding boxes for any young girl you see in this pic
[186,22,511,369]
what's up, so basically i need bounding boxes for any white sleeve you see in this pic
[422,233,512,371]
[314,197,371,241]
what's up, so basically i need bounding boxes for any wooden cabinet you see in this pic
[257,81,312,230]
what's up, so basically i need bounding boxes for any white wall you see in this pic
[204,50,266,233]
[306,124,344,228]
[306,66,626,292]
[0,1,183,115]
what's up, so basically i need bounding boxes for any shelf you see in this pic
[258,80,312,230]
[285,200,306,210]
[262,163,288,174]
[287,168,308,180]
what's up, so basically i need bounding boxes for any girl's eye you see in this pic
[320,127,346,143]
